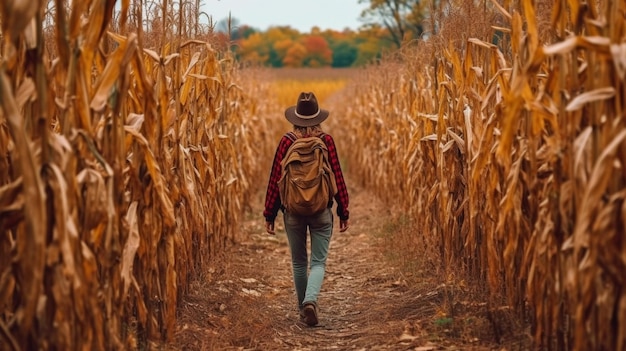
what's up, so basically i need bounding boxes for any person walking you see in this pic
[263,91,350,326]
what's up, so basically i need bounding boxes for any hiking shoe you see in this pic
[299,308,306,322]
[302,302,318,326]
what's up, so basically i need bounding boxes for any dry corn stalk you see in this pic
[0,0,278,349]
[329,0,626,349]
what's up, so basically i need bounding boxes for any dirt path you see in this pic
[166,173,515,350]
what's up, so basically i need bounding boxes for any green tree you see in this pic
[318,28,359,67]
[353,27,392,66]
[233,25,257,40]
[359,0,426,48]
[331,40,358,67]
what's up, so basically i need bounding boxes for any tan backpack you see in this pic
[278,133,338,216]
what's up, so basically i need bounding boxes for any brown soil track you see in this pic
[165,174,522,350]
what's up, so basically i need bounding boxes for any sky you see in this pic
[201,0,367,32]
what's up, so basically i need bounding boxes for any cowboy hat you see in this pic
[284,92,329,127]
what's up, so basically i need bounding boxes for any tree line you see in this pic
[228,25,392,68]
[211,0,427,68]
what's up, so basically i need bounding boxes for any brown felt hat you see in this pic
[284,92,329,127]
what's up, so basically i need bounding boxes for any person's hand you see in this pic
[265,221,275,235]
[339,219,349,232]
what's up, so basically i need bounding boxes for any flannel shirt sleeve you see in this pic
[323,134,350,220]
[263,135,292,222]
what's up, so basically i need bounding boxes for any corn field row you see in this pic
[1,0,625,349]
[0,0,283,349]
[328,0,625,350]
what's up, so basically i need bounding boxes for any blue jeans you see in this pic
[283,208,334,309]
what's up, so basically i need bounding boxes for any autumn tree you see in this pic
[283,42,307,67]
[265,26,300,66]
[273,38,294,62]
[359,0,426,48]
[353,27,392,65]
[235,26,298,66]
[301,35,332,67]
[236,32,270,65]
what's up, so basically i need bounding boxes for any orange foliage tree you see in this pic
[301,35,332,67]
[283,42,307,67]
[236,32,270,65]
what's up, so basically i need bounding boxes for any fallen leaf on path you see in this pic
[398,332,419,342]
[241,288,261,296]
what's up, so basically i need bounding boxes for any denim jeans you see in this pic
[283,207,334,309]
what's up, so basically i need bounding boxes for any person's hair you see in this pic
[293,124,324,138]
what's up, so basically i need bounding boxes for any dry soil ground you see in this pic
[164,174,529,351]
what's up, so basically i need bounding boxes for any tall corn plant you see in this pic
[329,0,626,349]
[0,0,274,349]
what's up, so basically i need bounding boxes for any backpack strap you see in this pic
[285,132,297,142]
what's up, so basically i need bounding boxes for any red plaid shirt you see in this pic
[263,133,349,222]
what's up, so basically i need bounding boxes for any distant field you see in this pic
[255,67,363,108]
[268,67,363,81]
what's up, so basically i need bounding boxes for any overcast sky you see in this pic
[201,0,367,32]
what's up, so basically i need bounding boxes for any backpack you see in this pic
[278,132,338,216]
